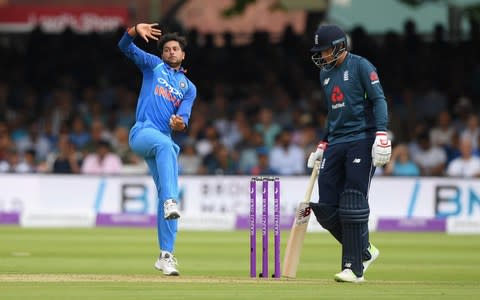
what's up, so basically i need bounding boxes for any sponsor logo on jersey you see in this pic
[353,158,361,163]
[180,81,187,89]
[323,78,330,86]
[154,77,184,107]
[343,70,349,81]
[332,103,345,109]
[157,78,183,98]
[370,71,380,84]
[331,86,345,109]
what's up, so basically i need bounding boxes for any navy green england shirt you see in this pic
[319,53,388,145]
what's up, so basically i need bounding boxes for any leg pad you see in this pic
[339,189,370,277]
[309,202,342,243]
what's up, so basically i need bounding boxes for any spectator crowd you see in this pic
[1,19,480,177]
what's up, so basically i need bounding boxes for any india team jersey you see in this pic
[319,53,388,145]
[118,32,197,134]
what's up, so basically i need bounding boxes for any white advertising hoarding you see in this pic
[1,175,480,229]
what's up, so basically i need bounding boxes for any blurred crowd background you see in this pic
[1,4,480,177]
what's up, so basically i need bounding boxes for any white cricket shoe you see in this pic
[363,244,380,273]
[334,269,364,283]
[164,199,180,220]
[154,253,179,276]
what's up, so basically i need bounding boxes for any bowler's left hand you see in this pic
[169,115,186,131]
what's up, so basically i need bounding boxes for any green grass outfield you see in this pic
[0,227,479,300]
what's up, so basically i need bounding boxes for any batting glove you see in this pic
[372,131,391,167]
[307,141,327,168]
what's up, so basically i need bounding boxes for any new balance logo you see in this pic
[295,204,311,225]
[353,158,361,163]
[298,207,311,218]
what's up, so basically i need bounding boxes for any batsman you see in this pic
[307,24,391,282]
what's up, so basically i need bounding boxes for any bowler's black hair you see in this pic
[158,32,187,51]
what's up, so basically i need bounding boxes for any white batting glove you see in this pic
[307,141,328,168]
[372,131,391,167]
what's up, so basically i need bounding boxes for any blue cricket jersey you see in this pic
[319,53,388,145]
[118,32,197,134]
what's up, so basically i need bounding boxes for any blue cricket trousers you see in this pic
[129,120,180,253]
[318,138,376,206]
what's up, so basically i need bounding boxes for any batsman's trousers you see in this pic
[318,138,375,204]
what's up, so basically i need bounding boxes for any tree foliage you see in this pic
[220,0,480,23]
[222,0,285,17]
[400,0,480,22]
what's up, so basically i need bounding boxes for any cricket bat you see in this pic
[281,160,320,278]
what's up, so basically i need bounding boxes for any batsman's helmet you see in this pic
[310,24,347,71]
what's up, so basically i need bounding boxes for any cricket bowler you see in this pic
[118,23,197,276]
